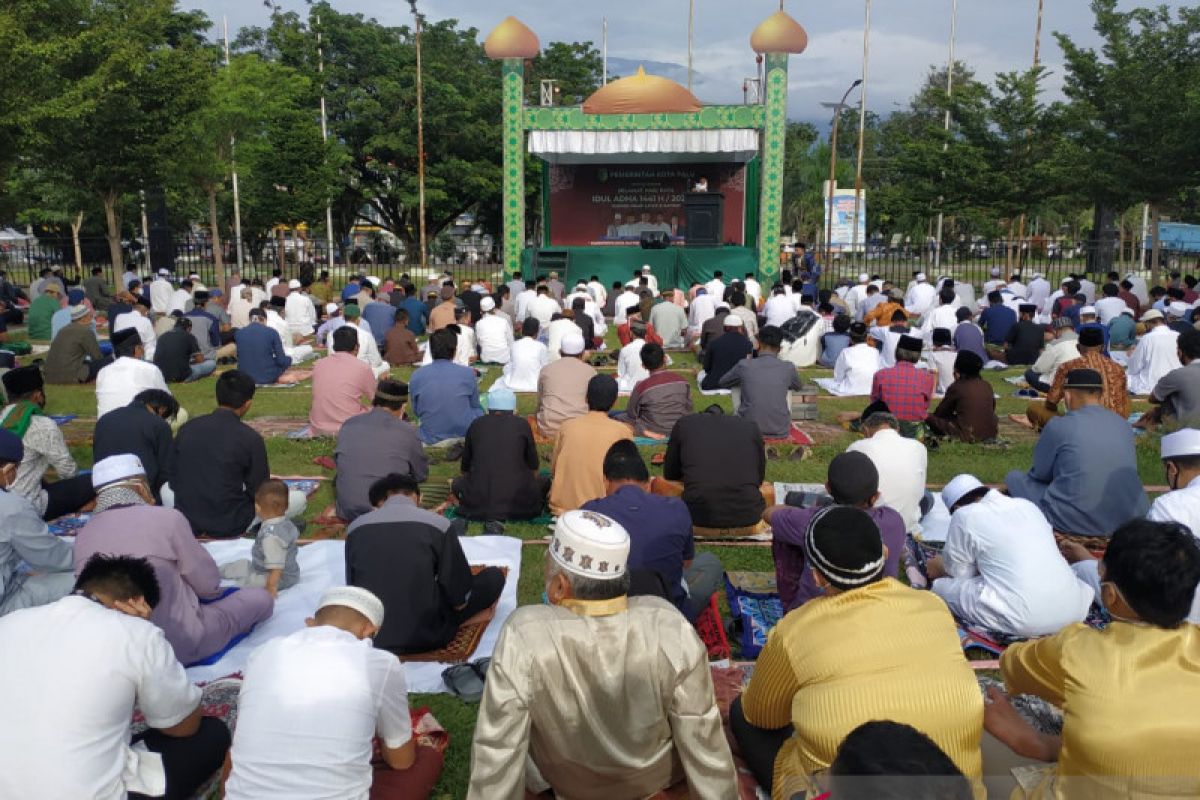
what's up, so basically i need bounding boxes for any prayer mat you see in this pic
[132,673,244,736]
[58,417,95,447]
[310,505,348,540]
[49,511,91,536]
[1054,531,1110,559]
[0,341,32,356]
[693,593,731,661]
[724,571,785,659]
[49,414,78,425]
[710,664,771,800]
[526,415,554,445]
[259,367,313,386]
[244,416,315,438]
[764,424,815,447]
[693,521,772,541]
[977,676,1064,737]
[813,377,869,397]
[276,476,324,498]
[312,454,337,470]
[443,506,555,526]
[633,436,668,446]
[399,566,510,664]
[419,479,451,510]
[958,622,1027,658]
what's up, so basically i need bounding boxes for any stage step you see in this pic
[532,249,571,278]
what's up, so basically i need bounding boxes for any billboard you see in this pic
[823,187,867,252]
[547,163,745,246]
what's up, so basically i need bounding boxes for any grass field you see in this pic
[29,330,1167,798]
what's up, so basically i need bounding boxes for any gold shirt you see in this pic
[740,578,985,799]
[1002,621,1200,799]
[466,596,738,800]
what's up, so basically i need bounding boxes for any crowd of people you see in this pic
[0,258,1198,799]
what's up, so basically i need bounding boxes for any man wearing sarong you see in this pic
[466,510,738,799]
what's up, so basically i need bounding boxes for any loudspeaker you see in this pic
[684,193,724,246]
[639,230,671,250]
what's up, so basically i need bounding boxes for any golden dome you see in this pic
[484,16,540,59]
[750,11,809,54]
[582,66,702,115]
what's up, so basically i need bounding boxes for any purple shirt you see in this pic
[771,504,906,612]
[73,504,272,665]
[953,321,988,363]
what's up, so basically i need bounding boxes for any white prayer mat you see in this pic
[919,492,951,543]
[813,377,869,397]
[187,536,522,693]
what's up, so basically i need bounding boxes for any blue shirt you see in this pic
[979,305,1016,345]
[362,301,396,346]
[1108,314,1136,347]
[1076,322,1110,355]
[186,307,221,348]
[341,282,361,302]
[400,297,429,335]
[408,359,484,444]
[817,332,851,368]
[953,321,988,363]
[1062,304,1083,329]
[582,485,694,609]
[234,322,292,385]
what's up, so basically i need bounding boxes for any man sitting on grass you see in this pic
[346,474,505,656]
[926,351,998,443]
[623,342,693,439]
[467,510,738,799]
[408,329,483,446]
[719,325,803,440]
[309,326,378,438]
[0,554,230,800]
[549,375,634,516]
[225,586,442,800]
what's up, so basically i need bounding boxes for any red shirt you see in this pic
[871,361,936,422]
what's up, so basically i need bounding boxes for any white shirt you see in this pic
[932,491,1093,637]
[764,294,796,328]
[353,321,387,371]
[0,596,199,800]
[920,303,961,343]
[1030,335,1081,385]
[285,292,317,334]
[225,625,411,800]
[1007,281,1028,299]
[96,358,170,417]
[526,295,560,327]
[641,273,659,293]
[688,294,716,331]
[228,296,254,329]
[264,277,280,295]
[927,349,958,395]
[704,279,726,300]
[616,338,649,392]
[149,278,173,314]
[113,310,157,360]
[166,288,192,316]
[1027,276,1052,310]
[476,313,514,364]
[612,291,641,325]
[1094,296,1129,325]
[904,282,938,316]
[843,283,870,319]
[831,342,881,396]
[744,278,763,302]
[514,288,538,322]
[847,427,927,533]
[1078,278,1097,304]
[586,280,608,309]
[1127,325,1182,395]
[266,309,296,351]
[1147,475,1200,623]
[498,337,549,393]
[1041,288,1064,316]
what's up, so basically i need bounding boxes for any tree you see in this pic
[19,0,214,271]
[525,41,603,106]
[1056,0,1200,276]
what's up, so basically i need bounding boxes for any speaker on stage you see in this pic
[684,192,724,246]
[639,230,671,250]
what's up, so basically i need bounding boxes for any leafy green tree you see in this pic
[1055,0,1200,276]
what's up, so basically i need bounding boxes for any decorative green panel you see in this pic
[501,59,525,276]
[523,104,765,132]
[743,156,761,250]
[757,53,789,280]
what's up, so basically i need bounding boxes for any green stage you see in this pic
[520,245,759,291]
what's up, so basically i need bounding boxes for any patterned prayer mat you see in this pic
[244,416,312,437]
[724,571,784,659]
[49,512,90,536]
[399,566,510,664]
[276,476,323,498]
[693,593,732,661]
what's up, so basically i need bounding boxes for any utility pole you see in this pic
[687,0,695,92]
[407,1,428,270]
[851,0,871,266]
[224,17,245,275]
[933,0,958,272]
[316,15,336,272]
[822,80,863,270]
[1013,0,1044,275]
[602,17,608,85]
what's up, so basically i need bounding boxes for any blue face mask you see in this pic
[541,591,550,605]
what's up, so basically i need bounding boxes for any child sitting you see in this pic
[220,479,301,596]
[927,327,958,395]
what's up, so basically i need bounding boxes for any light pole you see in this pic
[407,0,428,270]
[851,0,872,265]
[316,15,336,272]
[933,0,959,272]
[822,79,863,271]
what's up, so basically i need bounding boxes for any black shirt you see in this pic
[107,302,132,334]
[701,331,754,390]
[663,411,766,528]
[93,404,173,497]
[456,413,544,520]
[153,329,201,382]
[169,408,269,538]
[346,507,473,653]
[1003,319,1045,365]
[574,314,595,347]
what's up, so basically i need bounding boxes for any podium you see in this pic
[684,192,724,246]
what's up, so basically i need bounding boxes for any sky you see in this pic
[191,0,1184,124]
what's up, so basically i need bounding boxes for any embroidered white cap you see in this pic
[858,272,869,283]
[550,510,630,581]
[158,268,170,276]
[1161,429,1200,461]
[916,272,927,281]
[1140,309,1164,322]
[288,279,301,289]
[560,331,586,355]
[480,296,496,312]
[942,474,986,513]
[1169,302,1191,318]
[1079,306,1097,317]
[724,314,745,328]
[317,586,385,628]
[92,454,146,489]
[325,302,339,314]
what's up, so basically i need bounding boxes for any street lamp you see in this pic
[822,79,863,271]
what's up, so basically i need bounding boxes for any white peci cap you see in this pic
[916,272,927,282]
[724,314,745,328]
[325,302,339,314]
[92,454,146,489]
[858,273,869,283]
[560,331,586,356]
[288,279,301,290]
[317,586,385,628]
[1079,306,1097,317]
[1161,428,1200,461]
[942,474,985,513]
[480,296,496,312]
[550,510,631,580]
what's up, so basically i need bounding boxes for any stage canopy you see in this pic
[528,129,759,165]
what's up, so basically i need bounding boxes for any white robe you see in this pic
[1127,325,1181,395]
[616,339,649,393]
[830,343,881,395]
[904,282,938,317]
[495,337,549,393]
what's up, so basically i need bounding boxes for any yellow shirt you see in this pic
[549,412,633,514]
[740,578,985,799]
[1002,621,1200,799]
